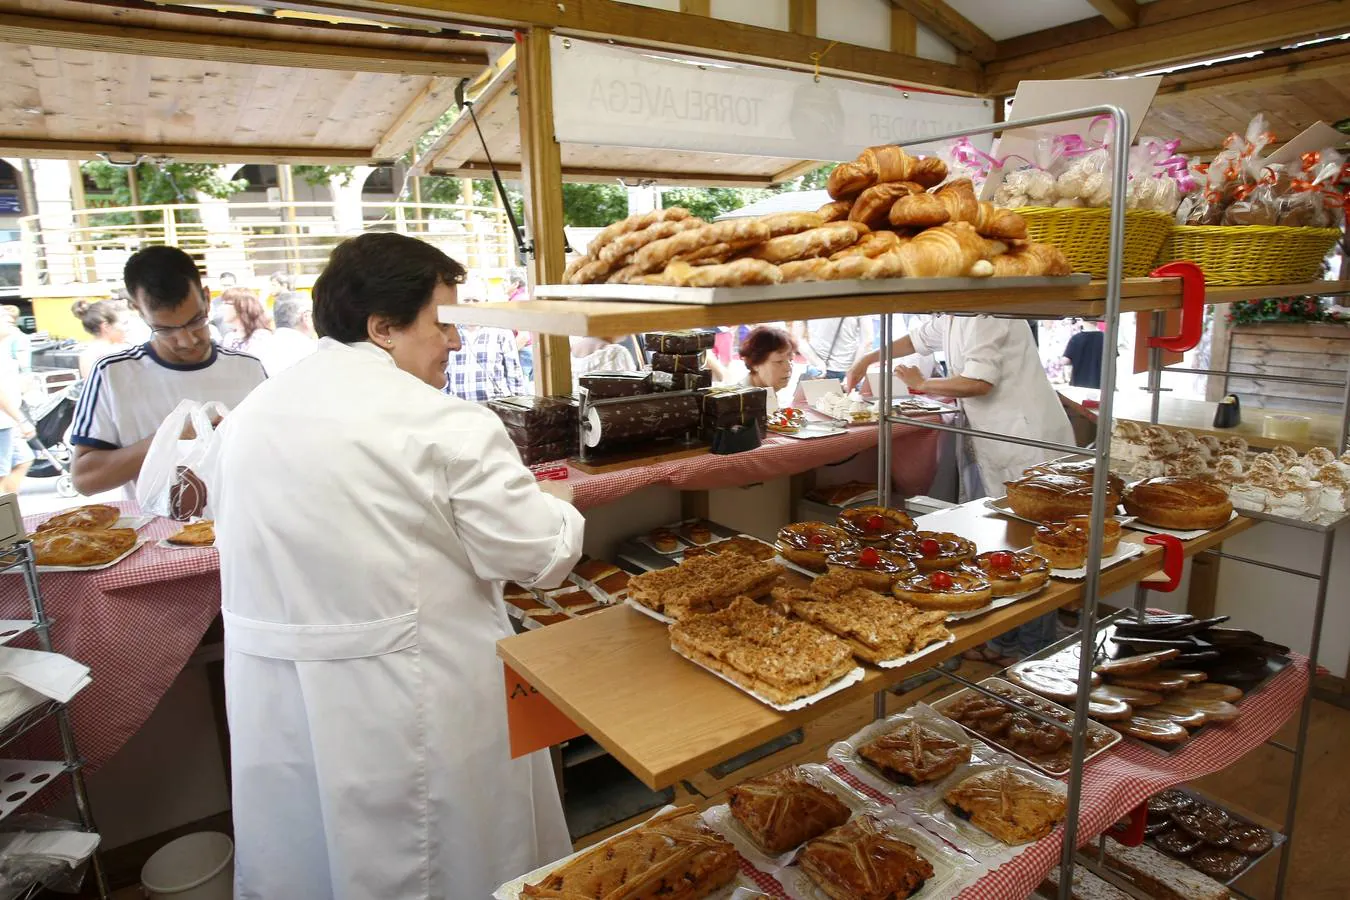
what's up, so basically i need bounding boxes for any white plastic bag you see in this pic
[135,399,229,521]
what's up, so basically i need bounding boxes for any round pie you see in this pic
[824,546,915,591]
[968,550,1049,597]
[1005,659,1100,703]
[1030,517,1122,570]
[889,530,976,570]
[37,504,119,533]
[1154,829,1202,857]
[167,520,215,547]
[776,522,859,572]
[1024,460,1127,495]
[1121,715,1190,745]
[836,505,916,544]
[766,407,806,434]
[1122,476,1233,531]
[32,527,138,568]
[1005,472,1122,523]
[892,568,992,611]
[1148,789,1195,815]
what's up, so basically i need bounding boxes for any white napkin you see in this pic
[0,648,90,704]
[0,678,47,729]
[0,830,100,866]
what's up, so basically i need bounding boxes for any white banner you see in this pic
[550,36,993,163]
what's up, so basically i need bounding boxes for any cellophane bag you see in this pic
[1279,148,1346,227]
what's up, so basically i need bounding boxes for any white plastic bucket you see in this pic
[141,832,234,900]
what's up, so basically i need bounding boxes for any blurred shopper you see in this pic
[71,300,130,378]
[260,292,318,375]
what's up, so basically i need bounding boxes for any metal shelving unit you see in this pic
[0,540,108,899]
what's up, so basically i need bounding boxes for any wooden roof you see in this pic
[0,0,506,164]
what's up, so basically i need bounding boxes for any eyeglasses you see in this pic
[149,312,209,338]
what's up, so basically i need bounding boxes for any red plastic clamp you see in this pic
[1109,800,1148,846]
[1143,534,1184,592]
[1147,261,1206,353]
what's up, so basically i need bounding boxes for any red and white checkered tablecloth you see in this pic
[568,422,941,510]
[0,502,220,776]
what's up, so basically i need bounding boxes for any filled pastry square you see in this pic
[943,765,1066,845]
[858,720,971,786]
[795,815,935,900]
[727,766,851,855]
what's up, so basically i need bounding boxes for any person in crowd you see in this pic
[219,271,238,289]
[571,335,636,391]
[260,292,317,375]
[70,246,266,497]
[1060,320,1107,389]
[108,291,153,346]
[211,232,580,899]
[444,288,528,402]
[846,314,1074,664]
[507,273,534,379]
[71,300,129,378]
[0,307,31,373]
[219,287,274,357]
[738,325,795,414]
[798,316,870,381]
[0,351,33,495]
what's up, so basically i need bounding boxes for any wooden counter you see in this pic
[443,279,1350,337]
[497,501,1254,789]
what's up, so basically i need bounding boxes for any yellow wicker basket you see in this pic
[1015,207,1174,278]
[1154,225,1343,286]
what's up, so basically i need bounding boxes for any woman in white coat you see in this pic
[845,313,1075,663]
[212,233,582,899]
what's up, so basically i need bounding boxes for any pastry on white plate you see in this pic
[1228,481,1269,512]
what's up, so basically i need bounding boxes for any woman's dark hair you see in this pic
[739,326,794,369]
[312,233,467,343]
[71,300,119,338]
[219,288,271,342]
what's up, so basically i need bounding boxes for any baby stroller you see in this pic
[22,382,81,498]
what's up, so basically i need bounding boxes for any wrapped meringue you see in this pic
[1214,454,1245,484]
[1054,197,1085,208]
[1272,445,1300,467]
[1222,436,1249,456]
[1229,481,1269,512]
[1303,447,1336,469]
[1143,425,1171,443]
[1198,435,1222,455]
[1165,454,1210,477]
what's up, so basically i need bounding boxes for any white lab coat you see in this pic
[909,315,1074,494]
[212,339,582,900]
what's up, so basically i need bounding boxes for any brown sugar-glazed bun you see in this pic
[889,530,976,570]
[969,550,1050,597]
[893,568,992,612]
[776,522,859,572]
[825,546,916,592]
[836,505,916,544]
[1005,472,1122,523]
[1031,517,1123,570]
[1122,477,1234,531]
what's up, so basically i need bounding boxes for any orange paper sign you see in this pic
[505,664,583,758]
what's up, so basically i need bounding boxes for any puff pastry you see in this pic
[776,522,859,572]
[888,530,976,570]
[858,720,971,785]
[816,199,853,222]
[522,806,738,899]
[1122,477,1233,531]
[829,229,906,261]
[892,568,992,612]
[32,527,137,568]
[943,766,1067,844]
[37,504,119,532]
[633,219,770,275]
[727,766,851,855]
[587,207,693,256]
[775,571,951,663]
[827,145,947,199]
[848,182,924,229]
[749,222,865,264]
[628,552,782,621]
[167,520,215,547]
[970,550,1050,597]
[663,258,782,288]
[795,816,935,900]
[823,547,915,592]
[897,221,987,278]
[836,505,916,544]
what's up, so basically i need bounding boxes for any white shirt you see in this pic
[807,318,863,371]
[260,327,317,375]
[72,342,267,479]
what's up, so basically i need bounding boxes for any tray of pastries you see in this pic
[680,535,778,563]
[828,703,978,802]
[1145,786,1282,884]
[805,481,878,507]
[930,677,1119,776]
[835,505,916,545]
[162,520,215,548]
[772,572,952,667]
[705,763,860,868]
[30,527,143,571]
[669,597,863,710]
[503,806,744,900]
[1121,476,1236,538]
[1082,836,1232,900]
[627,552,783,622]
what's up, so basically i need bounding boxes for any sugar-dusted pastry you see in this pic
[628,552,781,621]
[37,504,120,532]
[795,815,935,900]
[888,530,976,570]
[969,550,1049,597]
[858,720,971,786]
[836,505,916,544]
[1041,865,1135,900]
[892,568,991,612]
[774,572,951,663]
[727,766,851,855]
[32,527,138,568]
[166,520,215,547]
[1123,477,1233,530]
[749,222,866,264]
[943,766,1067,844]
[522,806,738,898]
[669,597,856,705]
[824,546,916,592]
[777,522,859,572]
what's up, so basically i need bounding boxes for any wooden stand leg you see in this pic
[1186,543,1221,619]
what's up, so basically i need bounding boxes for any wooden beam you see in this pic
[789,0,817,37]
[432,161,786,189]
[770,159,827,184]
[411,63,518,176]
[886,0,997,62]
[0,138,378,166]
[986,0,1350,94]
[1156,42,1350,98]
[890,5,917,55]
[678,0,710,14]
[1086,0,1140,29]
[371,77,461,161]
[516,28,572,396]
[0,10,487,76]
[348,0,981,93]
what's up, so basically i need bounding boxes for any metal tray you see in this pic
[772,421,849,441]
[1145,784,1286,885]
[1231,505,1350,534]
[535,274,1092,306]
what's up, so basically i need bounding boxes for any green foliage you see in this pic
[294,165,357,188]
[1228,296,1345,326]
[81,161,246,226]
[560,183,628,226]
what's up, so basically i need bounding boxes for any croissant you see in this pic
[666,257,782,287]
[849,182,924,229]
[750,222,865,264]
[779,257,835,282]
[816,200,852,223]
[830,230,905,260]
[898,222,986,278]
[990,242,1072,277]
[935,179,980,225]
[826,145,948,199]
[888,192,949,229]
[757,211,826,238]
[974,203,1028,240]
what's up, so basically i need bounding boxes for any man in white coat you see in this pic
[212,233,581,899]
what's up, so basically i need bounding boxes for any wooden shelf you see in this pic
[442,280,1350,337]
[496,501,1254,789]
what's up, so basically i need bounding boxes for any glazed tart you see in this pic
[969,550,1050,597]
[767,407,807,434]
[836,504,916,544]
[1031,517,1122,570]
[893,568,992,612]
[889,530,976,571]
[1122,476,1234,531]
[825,545,916,591]
[1005,472,1122,523]
[777,522,859,572]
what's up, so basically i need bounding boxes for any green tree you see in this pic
[82,161,247,225]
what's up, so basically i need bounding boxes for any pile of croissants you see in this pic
[562,145,1072,288]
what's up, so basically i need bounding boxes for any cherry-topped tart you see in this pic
[970,551,1051,598]
[776,522,858,572]
[893,567,992,612]
[889,530,977,571]
[824,546,916,591]
[837,505,917,544]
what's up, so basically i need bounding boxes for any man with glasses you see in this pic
[70,246,266,497]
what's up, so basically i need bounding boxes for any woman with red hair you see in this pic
[737,325,795,413]
[219,287,274,357]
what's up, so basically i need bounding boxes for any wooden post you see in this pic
[789,0,816,36]
[278,163,299,274]
[409,153,424,233]
[66,160,95,282]
[516,28,571,397]
[890,6,917,54]
[127,165,144,226]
